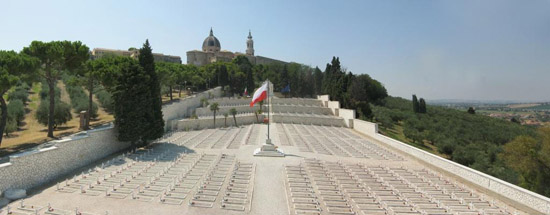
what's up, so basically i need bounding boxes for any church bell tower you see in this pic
[246,30,254,56]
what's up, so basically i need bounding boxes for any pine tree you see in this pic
[412,94,419,113]
[138,39,164,142]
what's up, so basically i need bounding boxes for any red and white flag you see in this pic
[244,87,248,96]
[250,82,268,107]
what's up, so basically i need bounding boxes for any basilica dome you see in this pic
[202,28,221,53]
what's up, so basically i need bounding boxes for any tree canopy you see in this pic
[0,51,38,145]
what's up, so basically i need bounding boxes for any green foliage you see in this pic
[418,98,427,113]
[7,100,25,124]
[313,67,323,95]
[467,107,476,114]
[0,50,38,144]
[35,98,72,128]
[8,84,30,103]
[355,102,373,120]
[23,40,89,138]
[64,80,98,118]
[39,84,61,100]
[4,117,17,136]
[500,127,550,196]
[138,39,164,142]
[412,95,419,113]
[156,61,180,101]
[210,102,219,127]
[229,108,237,126]
[112,58,152,146]
[96,89,114,112]
[223,112,229,127]
[372,96,541,194]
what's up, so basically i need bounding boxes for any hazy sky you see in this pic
[1,0,549,101]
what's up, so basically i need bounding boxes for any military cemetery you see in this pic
[1,1,550,214]
[1,86,549,214]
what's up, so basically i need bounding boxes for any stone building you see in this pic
[186,28,286,66]
[91,48,182,64]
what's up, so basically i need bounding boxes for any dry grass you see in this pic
[508,103,540,109]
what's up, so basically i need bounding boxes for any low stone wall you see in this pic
[316,95,355,128]
[175,114,263,130]
[352,119,550,214]
[272,98,323,107]
[195,104,333,117]
[0,125,129,193]
[273,105,332,115]
[207,97,250,106]
[339,109,356,127]
[272,114,345,127]
[352,119,378,135]
[317,95,330,107]
[162,87,222,131]
[195,105,260,116]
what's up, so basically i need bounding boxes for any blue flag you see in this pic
[281,84,290,93]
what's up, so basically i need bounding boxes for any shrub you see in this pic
[96,90,114,113]
[7,99,25,124]
[36,99,72,128]
[65,84,98,118]
[4,118,17,136]
[7,86,29,103]
[39,83,61,100]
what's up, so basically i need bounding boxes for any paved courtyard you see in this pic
[2,123,523,215]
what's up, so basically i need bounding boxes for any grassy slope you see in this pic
[2,84,189,156]
[378,121,450,159]
[0,82,115,156]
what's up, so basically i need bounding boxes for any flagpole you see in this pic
[267,80,270,141]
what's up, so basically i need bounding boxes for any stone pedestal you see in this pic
[79,111,89,130]
[253,139,285,157]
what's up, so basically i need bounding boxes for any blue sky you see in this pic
[1,0,549,101]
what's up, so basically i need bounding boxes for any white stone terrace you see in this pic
[2,123,526,215]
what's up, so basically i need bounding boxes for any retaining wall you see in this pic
[339,109,356,128]
[272,114,345,127]
[0,125,129,193]
[175,114,263,130]
[162,87,222,131]
[0,87,222,194]
[352,119,550,214]
[207,97,250,106]
[272,98,323,107]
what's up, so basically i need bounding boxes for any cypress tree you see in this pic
[419,98,427,113]
[412,94,419,113]
[313,66,323,95]
[138,39,164,142]
[280,65,289,89]
[113,59,151,146]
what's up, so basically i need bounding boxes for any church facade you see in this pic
[186,28,286,66]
